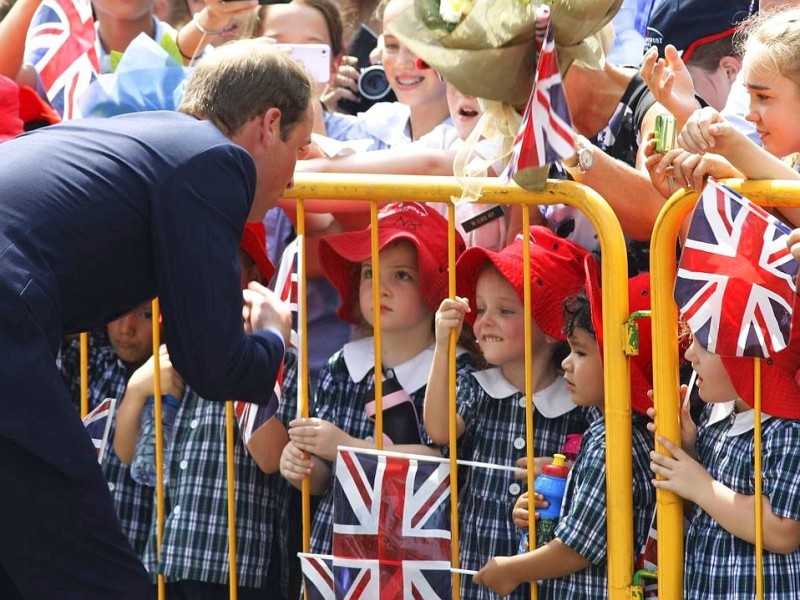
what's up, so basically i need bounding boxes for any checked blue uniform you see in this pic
[309,338,474,555]
[59,331,154,558]
[452,369,591,600]
[538,412,654,599]
[684,402,800,599]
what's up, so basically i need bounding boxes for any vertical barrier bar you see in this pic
[370,201,383,448]
[521,209,538,600]
[447,202,461,599]
[649,189,696,600]
[151,297,166,600]
[225,400,239,599]
[79,332,89,418]
[753,360,764,599]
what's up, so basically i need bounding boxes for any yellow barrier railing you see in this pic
[649,179,800,600]
[79,172,642,599]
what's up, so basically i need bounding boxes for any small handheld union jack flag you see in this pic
[674,178,799,358]
[298,553,334,600]
[332,448,452,599]
[24,0,99,120]
[82,397,116,464]
[501,20,576,185]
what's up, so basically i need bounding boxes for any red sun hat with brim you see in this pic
[720,304,800,420]
[240,222,275,283]
[585,256,654,415]
[17,84,61,128]
[455,225,588,340]
[0,76,24,143]
[319,202,464,325]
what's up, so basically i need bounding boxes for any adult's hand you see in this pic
[243,282,291,345]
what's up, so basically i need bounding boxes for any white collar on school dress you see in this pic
[471,367,576,418]
[342,337,467,395]
[706,400,773,437]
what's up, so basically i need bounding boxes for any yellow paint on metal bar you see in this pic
[151,297,166,599]
[225,401,239,599]
[447,202,461,599]
[79,332,89,418]
[370,201,384,450]
[754,359,763,598]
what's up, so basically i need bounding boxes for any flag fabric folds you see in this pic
[299,553,335,600]
[81,397,116,464]
[24,0,99,119]
[502,21,576,183]
[332,448,452,599]
[674,178,798,358]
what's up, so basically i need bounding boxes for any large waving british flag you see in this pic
[674,178,799,358]
[332,448,452,599]
[502,20,576,181]
[25,0,99,119]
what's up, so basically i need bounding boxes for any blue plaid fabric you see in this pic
[453,371,591,600]
[538,412,654,599]
[684,404,800,599]
[59,331,154,558]
[308,343,474,555]
[141,386,288,591]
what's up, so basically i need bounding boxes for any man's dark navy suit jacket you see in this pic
[0,111,284,480]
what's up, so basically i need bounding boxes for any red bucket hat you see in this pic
[319,202,464,325]
[0,76,24,143]
[455,226,588,340]
[585,257,653,415]
[240,222,275,283]
[720,306,800,419]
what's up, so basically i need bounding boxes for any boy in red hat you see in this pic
[278,202,473,556]
[650,311,800,599]
[475,264,656,599]
[425,225,592,600]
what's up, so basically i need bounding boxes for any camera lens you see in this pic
[358,64,392,101]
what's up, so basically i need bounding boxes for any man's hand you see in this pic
[243,282,291,344]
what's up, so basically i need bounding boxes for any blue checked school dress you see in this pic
[538,412,655,599]
[684,402,800,599]
[308,338,474,555]
[452,369,591,600]
[59,332,155,559]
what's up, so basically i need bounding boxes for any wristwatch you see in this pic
[564,135,594,174]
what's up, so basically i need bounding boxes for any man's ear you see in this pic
[261,107,283,144]
[719,55,742,83]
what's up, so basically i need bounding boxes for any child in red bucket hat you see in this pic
[475,259,656,598]
[650,305,800,599]
[426,225,593,599]
[278,202,473,557]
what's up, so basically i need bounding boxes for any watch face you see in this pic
[579,147,594,171]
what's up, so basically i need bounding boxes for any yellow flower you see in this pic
[438,0,475,24]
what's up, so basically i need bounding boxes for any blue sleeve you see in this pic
[152,145,283,405]
[762,420,800,521]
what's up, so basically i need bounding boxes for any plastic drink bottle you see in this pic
[130,394,180,487]
[533,453,570,547]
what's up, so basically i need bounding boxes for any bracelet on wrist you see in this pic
[192,12,226,36]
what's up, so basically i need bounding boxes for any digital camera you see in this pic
[357,64,392,101]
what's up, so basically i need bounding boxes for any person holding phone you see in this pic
[0,39,310,599]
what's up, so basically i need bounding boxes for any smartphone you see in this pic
[654,113,677,153]
[272,43,331,83]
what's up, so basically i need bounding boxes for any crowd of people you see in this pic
[3,0,800,598]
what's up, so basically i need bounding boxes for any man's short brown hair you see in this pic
[179,39,314,139]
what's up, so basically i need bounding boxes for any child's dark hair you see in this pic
[563,292,595,339]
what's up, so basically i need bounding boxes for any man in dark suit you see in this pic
[0,39,314,599]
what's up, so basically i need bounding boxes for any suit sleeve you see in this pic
[151,144,283,404]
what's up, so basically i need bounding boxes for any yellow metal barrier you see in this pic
[78,172,642,599]
[285,173,634,599]
[649,179,800,600]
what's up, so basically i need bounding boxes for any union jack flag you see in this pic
[24,0,99,119]
[502,21,576,182]
[299,553,335,600]
[674,178,799,358]
[234,235,302,445]
[82,397,116,464]
[332,448,452,599]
